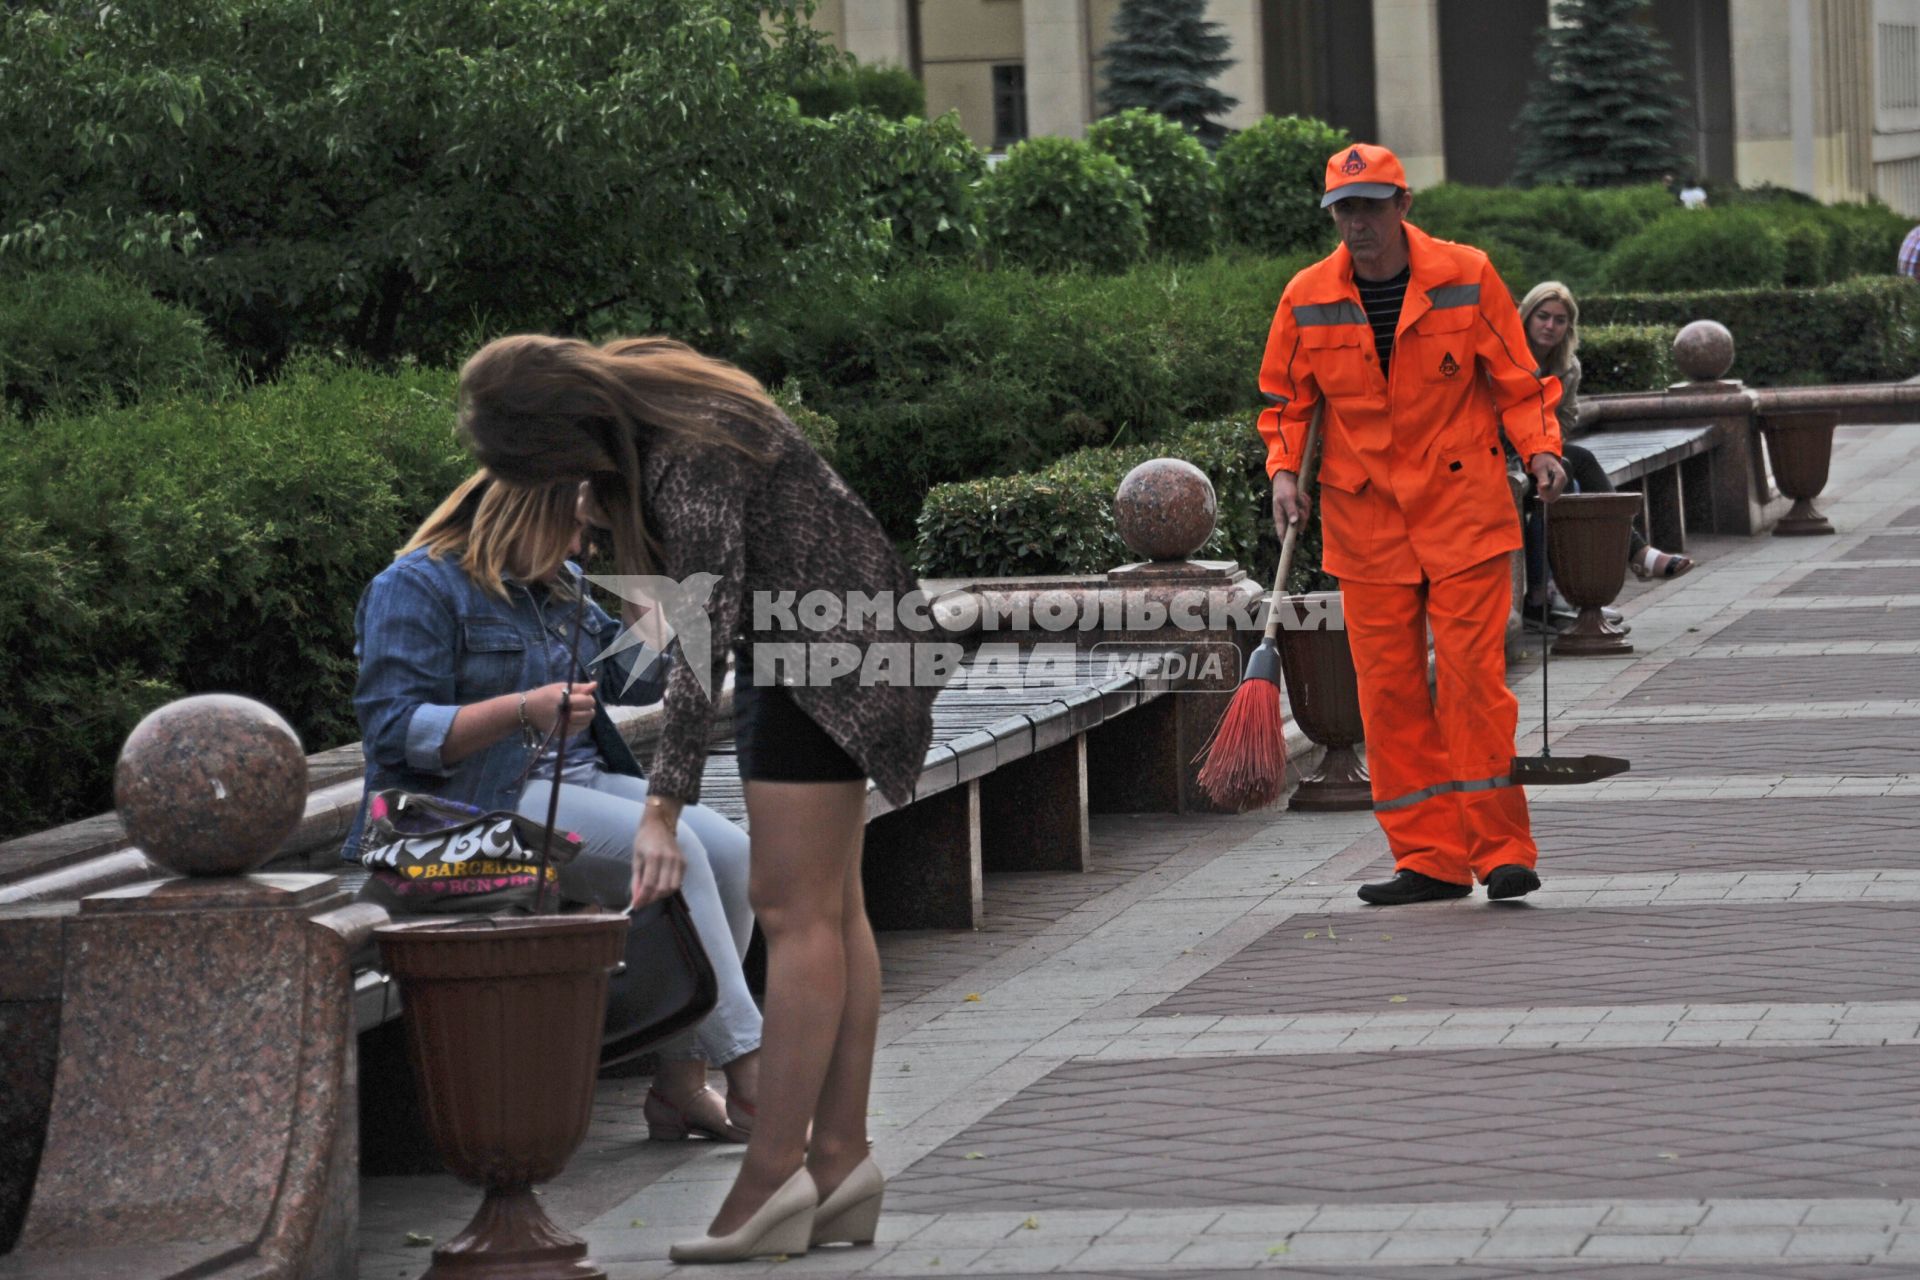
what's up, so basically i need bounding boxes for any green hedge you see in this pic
[0,362,471,839]
[1581,276,1920,385]
[1087,109,1219,260]
[1602,208,1789,292]
[1578,324,1678,395]
[1216,116,1349,257]
[978,136,1149,273]
[0,268,232,418]
[730,251,1317,536]
[915,416,1333,596]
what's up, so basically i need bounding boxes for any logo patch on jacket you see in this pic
[1341,148,1367,175]
[1439,352,1460,378]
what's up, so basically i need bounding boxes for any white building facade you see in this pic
[806,0,1920,212]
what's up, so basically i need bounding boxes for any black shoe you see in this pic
[1357,870,1473,906]
[1484,864,1542,900]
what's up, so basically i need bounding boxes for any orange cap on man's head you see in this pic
[1321,143,1408,208]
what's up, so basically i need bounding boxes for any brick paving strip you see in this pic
[353,424,1920,1277]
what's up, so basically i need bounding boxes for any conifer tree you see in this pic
[1098,0,1238,145]
[1513,0,1688,187]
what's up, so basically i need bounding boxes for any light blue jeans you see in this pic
[518,769,761,1067]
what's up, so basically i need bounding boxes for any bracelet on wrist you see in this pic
[518,690,539,747]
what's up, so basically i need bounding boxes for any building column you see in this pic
[1790,0,1818,193]
[1023,0,1094,139]
[1731,0,1797,188]
[1371,0,1446,187]
[1212,0,1267,131]
[841,0,913,69]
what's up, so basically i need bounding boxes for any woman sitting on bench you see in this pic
[1522,281,1696,588]
[345,470,763,1144]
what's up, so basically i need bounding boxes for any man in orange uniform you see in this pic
[1258,144,1568,905]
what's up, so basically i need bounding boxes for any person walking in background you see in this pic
[1520,282,1694,585]
[1258,144,1567,907]
[1900,221,1920,280]
[457,334,939,1264]
[345,471,764,1145]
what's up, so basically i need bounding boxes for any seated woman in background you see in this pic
[1522,281,1696,583]
[343,470,762,1143]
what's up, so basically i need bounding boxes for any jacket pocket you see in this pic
[1300,325,1372,398]
[458,618,529,698]
[1318,452,1371,495]
[1413,305,1475,384]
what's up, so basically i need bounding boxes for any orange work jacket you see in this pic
[1257,222,1562,584]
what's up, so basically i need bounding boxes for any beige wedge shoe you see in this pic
[809,1156,885,1247]
[669,1167,816,1264]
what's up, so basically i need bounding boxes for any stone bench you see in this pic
[1572,423,1718,554]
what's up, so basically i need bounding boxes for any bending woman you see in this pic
[343,470,762,1142]
[1521,281,1694,581]
[458,335,939,1264]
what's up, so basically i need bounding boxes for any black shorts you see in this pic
[732,651,864,784]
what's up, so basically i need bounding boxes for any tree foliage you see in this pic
[1097,0,1238,145]
[978,136,1149,274]
[1216,115,1349,255]
[1087,109,1219,258]
[0,0,864,365]
[1512,0,1688,187]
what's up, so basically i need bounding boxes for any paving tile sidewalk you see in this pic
[357,424,1920,1278]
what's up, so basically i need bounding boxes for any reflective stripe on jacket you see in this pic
[1256,222,1562,584]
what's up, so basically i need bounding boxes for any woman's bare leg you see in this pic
[806,817,880,1199]
[706,778,870,1236]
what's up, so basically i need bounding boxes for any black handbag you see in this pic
[601,892,720,1066]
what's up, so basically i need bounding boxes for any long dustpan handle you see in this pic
[1262,405,1326,644]
[1539,492,1551,759]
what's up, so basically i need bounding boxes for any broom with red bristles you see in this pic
[1194,405,1324,811]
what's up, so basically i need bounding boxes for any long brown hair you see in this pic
[456,334,779,578]
[399,470,581,599]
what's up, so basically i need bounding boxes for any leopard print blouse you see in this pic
[640,411,937,807]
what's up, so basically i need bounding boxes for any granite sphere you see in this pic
[114,694,308,876]
[1114,458,1217,561]
[1673,319,1735,382]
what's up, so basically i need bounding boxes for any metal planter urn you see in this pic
[1275,591,1372,811]
[1545,493,1642,657]
[375,914,628,1280]
[1758,409,1839,536]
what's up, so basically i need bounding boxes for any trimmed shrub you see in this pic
[1577,324,1677,395]
[1603,209,1788,292]
[1777,218,1837,287]
[840,110,986,259]
[730,251,1317,536]
[0,362,471,838]
[1413,182,1673,295]
[1087,108,1219,259]
[978,136,1149,273]
[1216,115,1350,256]
[1823,201,1915,277]
[1581,276,1920,386]
[0,269,230,418]
[915,415,1332,594]
[794,61,926,121]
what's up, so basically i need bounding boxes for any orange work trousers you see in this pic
[1341,553,1535,885]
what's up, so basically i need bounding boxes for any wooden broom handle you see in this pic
[1260,404,1326,644]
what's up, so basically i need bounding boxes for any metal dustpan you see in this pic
[1510,751,1630,786]
[1511,495,1630,788]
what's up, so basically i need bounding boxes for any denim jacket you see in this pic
[339,547,668,860]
